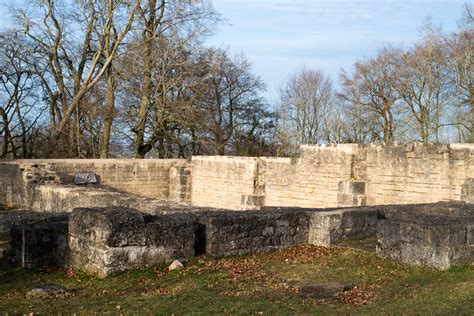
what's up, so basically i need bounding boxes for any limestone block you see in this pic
[376,214,474,269]
[241,195,265,210]
[169,164,192,203]
[69,207,195,278]
[461,178,474,203]
[196,209,309,257]
[308,208,378,247]
[337,191,367,207]
[70,207,147,247]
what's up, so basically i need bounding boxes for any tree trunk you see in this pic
[470,88,474,143]
[134,51,151,158]
[0,108,11,158]
[100,66,115,158]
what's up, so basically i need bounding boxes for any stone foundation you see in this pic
[2,143,474,275]
[308,207,378,247]
[196,209,310,257]
[0,210,69,259]
[376,203,474,269]
[69,207,195,278]
[4,202,474,276]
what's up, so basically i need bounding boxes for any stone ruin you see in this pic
[1,143,474,277]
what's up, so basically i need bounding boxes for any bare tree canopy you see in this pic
[276,68,334,154]
[1,2,473,158]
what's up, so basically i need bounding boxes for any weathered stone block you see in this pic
[241,195,265,210]
[337,181,367,207]
[69,207,195,278]
[461,179,474,203]
[70,207,147,247]
[376,215,474,269]
[169,164,192,203]
[145,214,196,259]
[308,208,378,246]
[197,210,309,257]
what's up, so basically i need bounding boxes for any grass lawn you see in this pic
[1,245,474,315]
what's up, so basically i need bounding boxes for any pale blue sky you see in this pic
[207,0,470,101]
[0,0,469,102]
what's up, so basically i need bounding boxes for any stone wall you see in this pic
[376,203,474,269]
[0,210,69,259]
[189,143,474,209]
[190,156,260,210]
[0,163,60,209]
[0,159,186,201]
[2,143,474,211]
[359,143,474,205]
[0,163,24,208]
[196,209,310,256]
[0,159,192,211]
[188,145,358,210]
[9,220,69,268]
[264,145,358,208]
[6,203,473,274]
[28,185,192,214]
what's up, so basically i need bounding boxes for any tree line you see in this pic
[0,1,472,159]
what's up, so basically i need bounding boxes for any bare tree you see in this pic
[444,4,474,141]
[99,1,121,158]
[277,68,334,151]
[339,46,404,142]
[394,19,454,143]
[192,48,269,156]
[17,0,139,156]
[0,31,43,158]
[132,0,218,158]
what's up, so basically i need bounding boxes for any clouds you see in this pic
[208,0,466,98]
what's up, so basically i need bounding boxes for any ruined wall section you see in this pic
[3,143,474,212]
[359,143,474,205]
[0,163,25,208]
[190,156,259,210]
[190,143,474,209]
[3,159,186,200]
[263,144,359,208]
[0,162,60,209]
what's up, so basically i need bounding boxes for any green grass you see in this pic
[1,245,474,315]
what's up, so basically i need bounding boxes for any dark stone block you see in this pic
[145,214,195,259]
[26,284,71,299]
[0,210,69,242]
[351,182,366,195]
[9,221,69,268]
[300,282,355,299]
[74,173,98,185]
[197,210,310,257]
[70,207,147,247]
